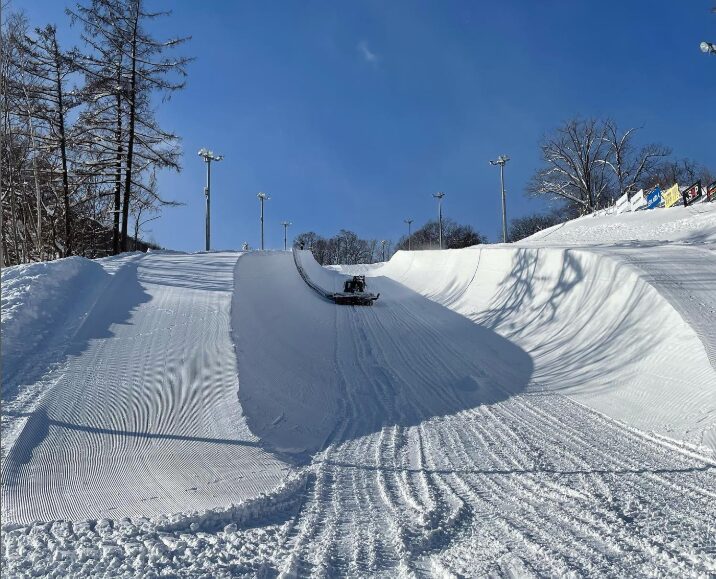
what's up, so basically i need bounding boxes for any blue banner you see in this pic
[646,187,662,209]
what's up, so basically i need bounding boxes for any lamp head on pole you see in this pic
[281,220,292,227]
[198,148,224,162]
[489,155,510,166]
[701,41,716,54]
[257,192,270,201]
[432,191,445,201]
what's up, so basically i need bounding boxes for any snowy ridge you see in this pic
[292,248,344,300]
[362,246,715,453]
[2,252,291,524]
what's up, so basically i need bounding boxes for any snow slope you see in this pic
[2,204,716,576]
[2,252,291,523]
[361,246,715,453]
[524,202,716,246]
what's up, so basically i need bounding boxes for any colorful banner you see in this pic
[646,187,662,209]
[708,181,716,202]
[631,189,646,211]
[682,181,702,207]
[615,192,631,214]
[662,183,681,208]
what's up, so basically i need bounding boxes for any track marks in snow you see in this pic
[271,252,715,576]
[278,392,716,576]
[2,252,291,523]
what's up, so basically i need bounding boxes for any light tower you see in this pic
[281,220,292,251]
[381,239,388,262]
[257,192,270,250]
[198,148,223,251]
[432,192,445,249]
[404,218,413,251]
[490,155,510,243]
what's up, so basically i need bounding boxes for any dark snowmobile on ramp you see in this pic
[332,276,380,306]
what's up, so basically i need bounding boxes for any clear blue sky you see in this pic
[13,0,716,250]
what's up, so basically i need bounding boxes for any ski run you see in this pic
[2,203,716,577]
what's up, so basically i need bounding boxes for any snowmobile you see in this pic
[332,275,380,306]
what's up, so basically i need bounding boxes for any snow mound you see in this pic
[1,257,109,383]
[1,471,309,578]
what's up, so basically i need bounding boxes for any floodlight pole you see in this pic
[490,155,510,243]
[404,218,413,251]
[432,192,445,249]
[257,192,270,249]
[198,148,223,251]
[381,239,388,261]
[281,220,292,251]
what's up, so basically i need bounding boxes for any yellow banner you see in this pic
[663,183,680,208]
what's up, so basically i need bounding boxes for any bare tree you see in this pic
[68,0,189,253]
[16,24,81,255]
[528,118,613,214]
[507,212,563,243]
[394,218,486,251]
[600,121,670,198]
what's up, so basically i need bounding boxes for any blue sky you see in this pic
[13,0,716,250]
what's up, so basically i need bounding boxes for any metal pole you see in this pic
[198,149,223,252]
[500,162,506,243]
[490,155,510,243]
[438,200,442,249]
[257,192,270,250]
[281,221,291,251]
[404,218,413,251]
[205,159,211,251]
[432,192,445,249]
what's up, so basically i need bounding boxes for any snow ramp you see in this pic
[359,247,716,452]
[1,252,292,523]
[232,250,533,456]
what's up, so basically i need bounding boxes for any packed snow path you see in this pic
[234,252,716,577]
[2,252,290,522]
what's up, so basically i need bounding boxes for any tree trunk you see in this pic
[52,32,71,256]
[120,1,139,253]
[113,84,122,255]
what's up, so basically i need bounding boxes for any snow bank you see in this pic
[1,257,109,384]
[362,246,716,452]
[3,252,292,524]
[522,203,716,246]
[293,249,348,295]
[1,471,309,578]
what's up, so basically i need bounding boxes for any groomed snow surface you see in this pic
[2,203,716,577]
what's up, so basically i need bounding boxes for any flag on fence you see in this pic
[631,189,646,211]
[682,181,702,207]
[646,187,662,209]
[615,191,631,214]
[663,183,681,208]
[708,181,716,202]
